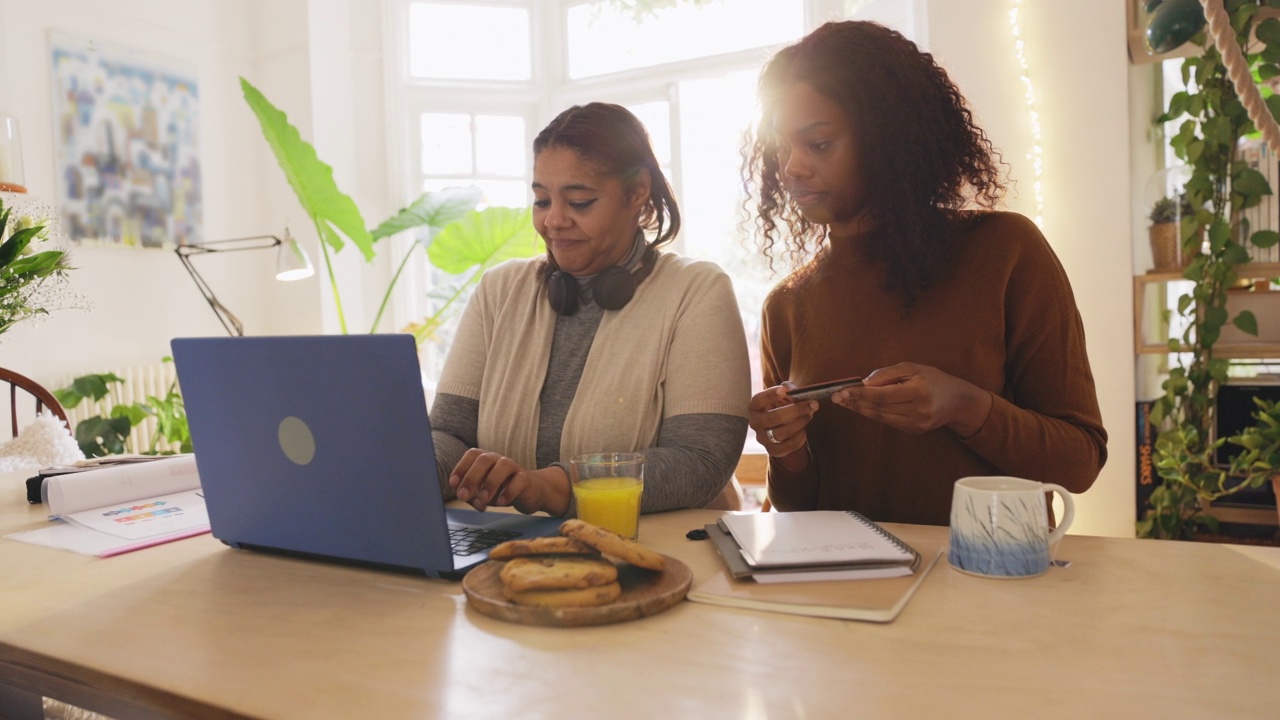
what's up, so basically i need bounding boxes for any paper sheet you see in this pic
[7,520,210,557]
[6,453,210,557]
[63,489,209,540]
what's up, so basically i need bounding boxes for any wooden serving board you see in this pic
[463,554,692,627]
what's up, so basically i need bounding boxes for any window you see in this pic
[392,0,922,406]
[565,0,804,79]
[409,3,532,81]
[419,112,528,208]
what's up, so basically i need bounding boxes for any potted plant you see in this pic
[239,78,544,342]
[53,360,190,457]
[1227,397,1280,529]
[1139,1,1280,540]
[1148,196,1180,270]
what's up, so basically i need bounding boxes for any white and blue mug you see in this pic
[948,476,1075,579]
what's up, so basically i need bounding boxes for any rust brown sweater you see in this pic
[762,212,1107,525]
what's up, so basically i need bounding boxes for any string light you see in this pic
[1009,0,1044,227]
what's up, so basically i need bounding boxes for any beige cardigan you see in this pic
[436,252,750,470]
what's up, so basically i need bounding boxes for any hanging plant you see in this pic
[1140,0,1280,539]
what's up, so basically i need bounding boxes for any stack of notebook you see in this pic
[690,510,944,623]
[708,510,921,582]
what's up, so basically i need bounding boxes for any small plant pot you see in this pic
[1149,222,1179,270]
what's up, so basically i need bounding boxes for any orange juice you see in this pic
[572,477,643,539]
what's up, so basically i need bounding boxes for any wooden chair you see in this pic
[0,367,68,438]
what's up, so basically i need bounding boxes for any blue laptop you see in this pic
[171,334,562,578]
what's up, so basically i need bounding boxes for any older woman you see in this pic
[430,102,751,517]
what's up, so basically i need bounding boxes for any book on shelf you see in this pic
[690,514,944,623]
[1136,399,1158,523]
[7,454,210,557]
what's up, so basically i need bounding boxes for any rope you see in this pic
[1201,0,1280,155]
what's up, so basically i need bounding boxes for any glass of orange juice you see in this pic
[569,452,644,540]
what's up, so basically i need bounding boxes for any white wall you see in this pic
[927,0,1137,537]
[247,0,391,338]
[0,0,396,385]
[0,0,324,385]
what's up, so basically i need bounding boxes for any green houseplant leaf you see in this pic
[1231,310,1259,336]
[367,186,486,334]
[57,366,190,457]
[401,207,545,345]
[241,81,542,345]
[240,77,373,261]
[53,372,125,409]
[371,186,484,242]
[428,207,542,274]
[74,415,133,458]
[0,225,41,269]
[5,251,65,277]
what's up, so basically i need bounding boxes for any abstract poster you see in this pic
[49,33,201,248]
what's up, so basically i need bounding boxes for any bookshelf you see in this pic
[1133,262,1280,357]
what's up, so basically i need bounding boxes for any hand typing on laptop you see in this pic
[450,448,572,516]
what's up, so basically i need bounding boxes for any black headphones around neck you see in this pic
[546,245,658,316]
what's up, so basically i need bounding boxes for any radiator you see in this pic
[60,362,182,455]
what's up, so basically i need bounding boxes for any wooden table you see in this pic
[2,473,1280,720]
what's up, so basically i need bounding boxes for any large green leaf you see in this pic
[370,186,484,242]
[74,415,132,458]
[5,250,66,278]
[53,373,126,408]
[240,77,374,260]
[1232,310,1259,336]
[1233,167,1272,197]
[1252,229,1280,248]
[0,225,40,269]
[427,207,544,275]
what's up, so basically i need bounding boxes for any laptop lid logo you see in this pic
[278,416,316,465]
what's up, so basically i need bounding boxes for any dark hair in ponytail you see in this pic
[534,102,681,248]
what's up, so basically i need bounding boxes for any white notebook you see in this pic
[720,510,916,569]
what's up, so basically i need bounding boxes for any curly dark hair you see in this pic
[741,21,1006,306]
[534,102,681,248]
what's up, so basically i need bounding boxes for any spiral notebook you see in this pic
[721,509,916,569]
[691,516,943,622]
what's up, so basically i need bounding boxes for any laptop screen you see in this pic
[172,334,458,574]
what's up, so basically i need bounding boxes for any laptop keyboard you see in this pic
[449,527,521,556]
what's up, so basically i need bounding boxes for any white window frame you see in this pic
[383,0,914,351]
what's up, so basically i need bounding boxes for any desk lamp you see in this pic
[175,230,314,336]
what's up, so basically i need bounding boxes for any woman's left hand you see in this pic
[830,362,993,437]
[449,449,571,515]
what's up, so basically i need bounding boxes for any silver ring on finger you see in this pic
[766,428,780,444]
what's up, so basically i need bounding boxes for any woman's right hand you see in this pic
[748,385,818,470]
[449,450,571,516]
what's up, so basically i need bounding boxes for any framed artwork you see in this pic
[49,33,202,248]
